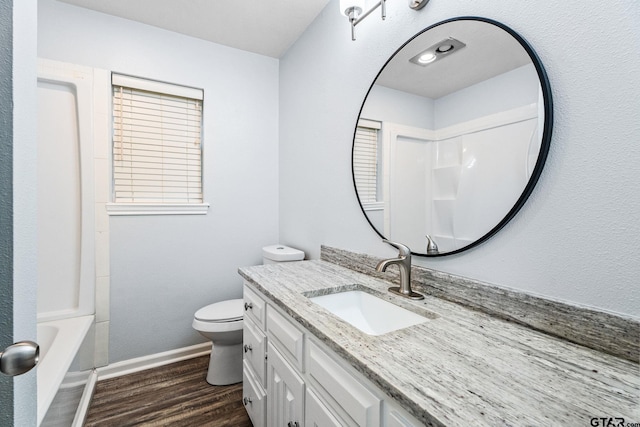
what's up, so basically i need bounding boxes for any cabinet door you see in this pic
[267,343,304,427]
[305,389,343,427]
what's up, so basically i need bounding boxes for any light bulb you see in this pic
[418,52,437,64]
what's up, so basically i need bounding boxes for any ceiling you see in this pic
[55,3,533,99]
[57,0,331,58]
[375,19,533,99]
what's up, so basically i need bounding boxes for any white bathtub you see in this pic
[37,315,94,426]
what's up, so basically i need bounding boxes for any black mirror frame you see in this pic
[352,16,553,257]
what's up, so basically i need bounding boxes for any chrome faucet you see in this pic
[375,240,424,300]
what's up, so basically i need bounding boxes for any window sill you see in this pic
[106,203,210,216]
[362,202,384,211]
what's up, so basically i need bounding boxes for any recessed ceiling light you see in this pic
[418,52,437,64]
[409,37,466,67]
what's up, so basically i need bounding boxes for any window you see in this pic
[107,74,208,215]
[353,119,382,208]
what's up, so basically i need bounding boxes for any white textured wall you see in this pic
[38,0,280,362]
[280,1,640,317]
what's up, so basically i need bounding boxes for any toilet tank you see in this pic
[262,245,305,264]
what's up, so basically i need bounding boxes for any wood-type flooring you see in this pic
[84,355,252,426]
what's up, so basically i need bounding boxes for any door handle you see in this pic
[0,341,39,376]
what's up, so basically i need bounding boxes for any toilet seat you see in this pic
[195,299,244,322]
[192,299,244,333]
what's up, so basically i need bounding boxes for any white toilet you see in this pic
[192,299,244,385]
[192,244,304,385]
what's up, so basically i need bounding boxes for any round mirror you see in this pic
[352,17,553,256]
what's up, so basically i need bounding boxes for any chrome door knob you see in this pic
[1,341,39,376]
[243,344,252,353]
[244,302,253,311]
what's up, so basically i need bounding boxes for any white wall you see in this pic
[362,85,434,129]
[363,64,538,131]
[38,0,280,362]
[280,1,640,317]
[435,63,539,128]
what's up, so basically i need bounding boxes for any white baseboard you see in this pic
[96,343,211,381]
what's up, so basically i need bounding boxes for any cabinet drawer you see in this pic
[266,305,304,371]
[307,340,381,426]
[243,317,267,387]
[306,388,343,427]
[386,410,422,427]
[385,400,424,427]
[243,284,266,329]
[243,360,266,427]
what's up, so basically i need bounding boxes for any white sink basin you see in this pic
[309,290,428,335]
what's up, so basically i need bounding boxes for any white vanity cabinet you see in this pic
[242,282,423,427]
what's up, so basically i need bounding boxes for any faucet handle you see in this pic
[425,235,439,255]
[382,239,411,257]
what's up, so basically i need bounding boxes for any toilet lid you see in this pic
[195,299,244,322]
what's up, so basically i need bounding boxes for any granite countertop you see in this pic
[239,260,640,427]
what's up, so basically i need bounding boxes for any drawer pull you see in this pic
[244,302,253,311]
[243,344,252,353]
[287,422,299,427]
[243,397,252,405]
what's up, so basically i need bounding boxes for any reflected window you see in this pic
[353,119,382,207]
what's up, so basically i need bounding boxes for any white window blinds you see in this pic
[112,74,204,204]
[353,120,381,204]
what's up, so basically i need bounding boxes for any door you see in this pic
[0,269,38,423]
[0,0,39,425]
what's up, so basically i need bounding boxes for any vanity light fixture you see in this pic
[409,37,466,67]
[340,0,431,41]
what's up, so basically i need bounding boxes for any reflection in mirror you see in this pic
[353,17,552,256]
